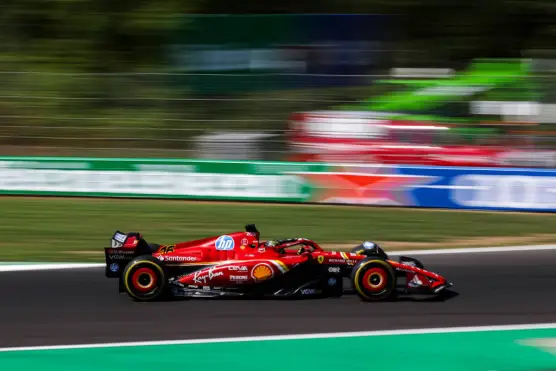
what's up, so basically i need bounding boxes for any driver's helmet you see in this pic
[362,241,379,251]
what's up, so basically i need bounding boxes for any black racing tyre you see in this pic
[122,255,167,301]
[351,258,396,302]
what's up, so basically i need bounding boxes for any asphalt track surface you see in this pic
[1,249,556,348]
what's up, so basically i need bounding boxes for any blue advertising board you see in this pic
[396,165,556,212]
[292,14,392,88]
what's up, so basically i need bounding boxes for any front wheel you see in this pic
[122,256,167,301]
[351,258,396,302]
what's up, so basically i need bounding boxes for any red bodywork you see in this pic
[287,112,537,167]
[116,230,449,293]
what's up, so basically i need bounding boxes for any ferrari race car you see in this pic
[104,224,454,302]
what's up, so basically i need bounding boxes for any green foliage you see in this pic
[0,0,555,157]
[2,197,556,261]
[0,0,205,153]
[0,0,201,72]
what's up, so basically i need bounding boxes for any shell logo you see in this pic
[251,263,273,281]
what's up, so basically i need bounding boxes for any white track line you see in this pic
[0,323,555,353]
[0,263,103,272]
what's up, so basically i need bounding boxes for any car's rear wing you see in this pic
[111,230,128,248]
[104,231,149,278]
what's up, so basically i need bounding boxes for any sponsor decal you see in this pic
[240,245,246,250]
[158,245,175,254]
[108,254,131,260]
[109,263,119,272]
[0,167,304,199]
[329,258,345,263]
[339,252,355,265]
[105,248,134,255]
[193,267,224,284]
[209,269,224,279]
[301,289,317,295]
[113,232,127,243]
[246,232,255,237]
[158,255,198,262]
[230,275,249,281]
[258,248,266,253]
[251,263,274,281]
[228,266,248,271]
[328,277,337,286]
[241,238,248,245]
[317,256,324,264]
[408,274,423,288]
[328,266,340,273]
[349,253,358,257]
[215,235,235,251]
[451,174,556,209]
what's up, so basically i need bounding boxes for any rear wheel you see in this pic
[351,258,396,302]
[122,256,167,301]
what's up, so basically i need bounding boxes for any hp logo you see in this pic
[215,235,235,251]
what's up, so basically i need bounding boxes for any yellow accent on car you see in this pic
[271,260,289,273]
[353,259,391,301]
[123,259,165,300]
[252,264,273,281]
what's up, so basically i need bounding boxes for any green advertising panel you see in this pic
[169,14,391,93]
[170,15,297,93]
[0,157,330,202]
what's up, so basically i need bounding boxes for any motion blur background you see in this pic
[4,6,556,365]
[3,1,556,167]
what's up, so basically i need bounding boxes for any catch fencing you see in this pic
[1,70,555,165]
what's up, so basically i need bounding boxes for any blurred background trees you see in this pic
[0,0,555,157]
[3,0,555,72]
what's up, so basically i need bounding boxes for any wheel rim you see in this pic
[362,267,387,292]
[131,267,158,293]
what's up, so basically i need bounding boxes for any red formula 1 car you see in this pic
[104,224,453,302]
